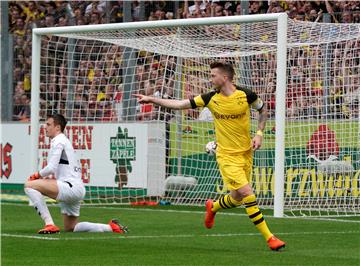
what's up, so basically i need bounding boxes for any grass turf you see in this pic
[2,203,360,265]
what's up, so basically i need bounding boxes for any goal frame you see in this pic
[31,13,288,217]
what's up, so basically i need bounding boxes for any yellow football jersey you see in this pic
[190,86,264,154]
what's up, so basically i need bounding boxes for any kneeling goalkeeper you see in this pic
[25,114,127,234]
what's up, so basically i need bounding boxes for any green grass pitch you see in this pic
[2,203,360,265]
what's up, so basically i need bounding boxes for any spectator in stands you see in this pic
[44,15,55,27]
[44,2,56,17]
[101,101,117,122]
[23,73,31,93]
[54,1,67,20]
[13,67,24,85]
[13,94,31,122]
[165,11,174,20]
[72,109,84,122]
[76,18,86,25]
[213,3,225,17]
[136,79,154,121]
[154,9,166,20]
[153,79,164,98]
[73,93,86,110]
[234,3,242,16]
[86,93,97,115]
[12,95,22,119]
[223,2,234,16]
[89,11,102,24]
[85,1,106,16]
[13,18,27,36]
[308,97,323,118]
[113,84,124,121]
[354,12,360,23]
[308,9,319,22]
[44,83,57,103]
[249,1,267,15]
[267,0,278,13]
[71,6,82,21]
[14,81,25,96]
[57,16,68,27]
[110,1,123,23]
[18,1,45,24]
[341,11,353,23]
[9,4,22,29]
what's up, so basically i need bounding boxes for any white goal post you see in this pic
[30,13,359,217]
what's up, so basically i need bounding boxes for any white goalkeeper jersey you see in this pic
[39,133,82,182]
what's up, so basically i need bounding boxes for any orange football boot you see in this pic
[38,224,60,234]
[204,199,216,229]
[267,235,286,251]
[109,219,128,234]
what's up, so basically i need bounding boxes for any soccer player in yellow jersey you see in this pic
[134,61,285,251]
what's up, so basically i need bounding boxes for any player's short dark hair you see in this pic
[49,113,67,132]
[210,61,235,80]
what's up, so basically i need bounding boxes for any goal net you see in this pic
[30,15,359,216]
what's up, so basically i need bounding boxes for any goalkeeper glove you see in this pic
[28,172,41,181]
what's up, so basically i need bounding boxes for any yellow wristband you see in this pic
[256,130,263,137]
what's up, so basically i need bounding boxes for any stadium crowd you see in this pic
[8,1,360,122]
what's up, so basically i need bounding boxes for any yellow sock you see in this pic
[243,194,273,241]
[212,194,242,213]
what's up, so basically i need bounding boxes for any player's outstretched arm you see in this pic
[133,94,192,110]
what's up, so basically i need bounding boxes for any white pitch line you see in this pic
[1,233,60,241]
[82,206,360,223]
[2,230,359,241]
[2,203,360,223]
[293,216,360,224]
[84,206,226,215]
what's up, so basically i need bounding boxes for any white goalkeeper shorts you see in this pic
[56,180,86,217]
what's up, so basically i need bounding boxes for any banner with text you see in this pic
[1,123,166,194]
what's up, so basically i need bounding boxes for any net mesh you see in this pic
[36,19,360,216]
